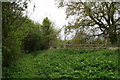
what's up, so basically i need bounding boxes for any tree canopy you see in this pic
[58,1,120,45]
[41,17,60,49]
[2,1,31,66]
[2,1,60,66]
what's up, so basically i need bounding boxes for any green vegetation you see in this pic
[2,1,120,79]
[3,49,119,79]
[2,2,61,66]
[59,2,120,45]
[2,2,31,66]
[23,17,60,52]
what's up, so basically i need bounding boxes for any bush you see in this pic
[23,25,45,52]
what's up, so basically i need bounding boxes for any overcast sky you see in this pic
[27,0,70,40]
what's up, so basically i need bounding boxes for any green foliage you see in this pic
[2,2,60,66]
[41,17,60,49]
[58,1,120,45]
[23,17,60,52]
[2,2,30,66]
[53,38,64,48]
[23,22,45,52]
[3,49,119,79]
[71,31,90,44]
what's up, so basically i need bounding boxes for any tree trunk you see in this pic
[109,32,117,46]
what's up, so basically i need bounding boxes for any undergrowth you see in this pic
[2,49,120,79]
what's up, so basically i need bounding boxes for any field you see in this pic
[3,49,120,79]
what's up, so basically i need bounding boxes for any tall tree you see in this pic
[2,1,30,66]
[58,1,120,45]
[41,17,60,49]
[72,30,90,44]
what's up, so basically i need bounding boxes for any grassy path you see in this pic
[3,49,120,79]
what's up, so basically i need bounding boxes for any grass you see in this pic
[2,49,120,79]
